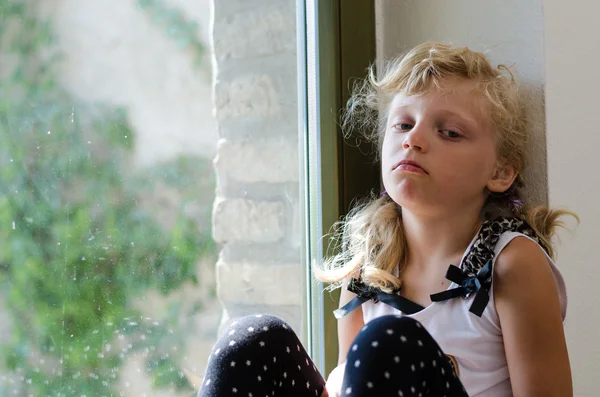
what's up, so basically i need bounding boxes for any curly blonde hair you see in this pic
[314,42,577,293]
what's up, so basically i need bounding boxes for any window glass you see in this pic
[0,1,307,395]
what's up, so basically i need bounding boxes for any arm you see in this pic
[337,277,365,365]
[494,237,572,397]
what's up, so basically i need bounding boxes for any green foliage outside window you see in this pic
[0,1,215,395]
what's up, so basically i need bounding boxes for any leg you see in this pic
[199,314,326,397]
[342,315,468,397]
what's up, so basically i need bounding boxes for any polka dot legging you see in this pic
[198,314,469,397]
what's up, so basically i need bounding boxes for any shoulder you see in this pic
[493,235,562,318]
[493,235,551,282]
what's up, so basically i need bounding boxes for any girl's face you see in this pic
[381,78,509,216]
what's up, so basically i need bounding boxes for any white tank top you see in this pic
[361,232,568,397]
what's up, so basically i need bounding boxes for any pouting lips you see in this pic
[393,160,428,174]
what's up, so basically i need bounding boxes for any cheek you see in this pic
[442,145,497,184]
[380,142,396,189]
[380,137,392,168]
[380,132,399,166]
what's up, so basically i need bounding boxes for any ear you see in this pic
[487,163,518,193]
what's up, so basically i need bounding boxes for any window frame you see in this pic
[299,0,377,376]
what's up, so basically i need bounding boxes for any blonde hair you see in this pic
[314,42,578,292]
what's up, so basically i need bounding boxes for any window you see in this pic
[0,0,313,395]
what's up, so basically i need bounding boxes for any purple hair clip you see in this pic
[380,190,387,197]
[510,199,524,207]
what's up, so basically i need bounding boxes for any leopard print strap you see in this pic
[460,216,546,277]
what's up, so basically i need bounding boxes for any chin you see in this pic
[385,180,423,204]
[386,190,422,209]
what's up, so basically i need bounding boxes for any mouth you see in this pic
[393,160,428,174]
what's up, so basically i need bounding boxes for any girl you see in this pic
[198,42,576,397]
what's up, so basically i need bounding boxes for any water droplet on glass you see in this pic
[47,131,51,134]
[81,257,86,261]
[130,241,135,247]
[12,221,15,230]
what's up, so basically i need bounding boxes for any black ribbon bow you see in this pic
[333,278,424,319]
[430,260,493,317]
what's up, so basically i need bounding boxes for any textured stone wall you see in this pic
[211,0,303,333]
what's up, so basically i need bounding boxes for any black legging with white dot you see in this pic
[341,315,468,396]
[198,314,469,397]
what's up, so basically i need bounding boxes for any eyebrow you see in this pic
[388,106,480,127]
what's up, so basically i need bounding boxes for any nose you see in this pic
[402,123,429,152]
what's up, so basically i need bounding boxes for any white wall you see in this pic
[376,1,599,395]
[543,1,600,396]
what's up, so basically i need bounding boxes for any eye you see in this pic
[393,123,413,132]
[440,129,461,138]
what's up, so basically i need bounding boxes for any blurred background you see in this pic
[1,0,304,395]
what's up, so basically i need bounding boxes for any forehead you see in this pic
[388,78,490,125]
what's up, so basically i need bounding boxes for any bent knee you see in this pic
[351,315,430,347]
[360,315,423,332]
[223,314,295,339]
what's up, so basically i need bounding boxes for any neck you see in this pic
[400,206,483,271]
